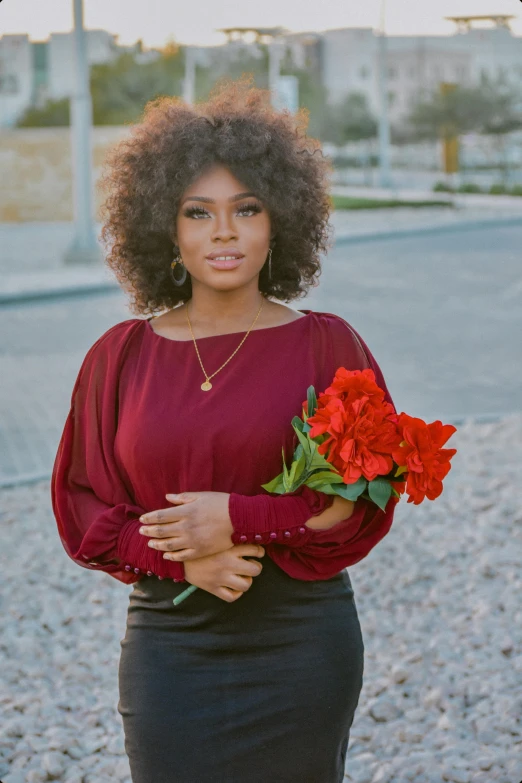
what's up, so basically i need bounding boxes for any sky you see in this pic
[2,0,522,48]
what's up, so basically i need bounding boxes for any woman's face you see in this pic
[174,164,273,293]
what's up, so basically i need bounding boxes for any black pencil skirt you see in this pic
[117,553,365,783]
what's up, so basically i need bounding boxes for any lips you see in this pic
[206,257,245,270]
[205,249,245,260]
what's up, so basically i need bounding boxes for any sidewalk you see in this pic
[2,194,522,304]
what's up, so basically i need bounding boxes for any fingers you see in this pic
[140,508,180,526]
[219,587,244,603]
[139,521,182,538]
[163,548,197,562]
[235,544,265,557]
[237,558,263,577]
[224,574,253,593]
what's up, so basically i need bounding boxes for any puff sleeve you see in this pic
[50,321,186,586]
[228,314,399,581]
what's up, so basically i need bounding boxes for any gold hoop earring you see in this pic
[171,251,188,286]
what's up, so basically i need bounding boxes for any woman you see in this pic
[51,77,398,783]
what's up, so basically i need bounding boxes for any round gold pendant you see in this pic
[201,380,212,391]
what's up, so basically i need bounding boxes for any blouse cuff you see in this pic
[116,517,186,583]
[228,486,334,547]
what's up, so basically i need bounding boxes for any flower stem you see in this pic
[173,584,198,605]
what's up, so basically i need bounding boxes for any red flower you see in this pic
[304,368,402,484]
[392,413,457,504]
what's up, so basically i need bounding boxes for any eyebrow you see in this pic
[181,191,258,205]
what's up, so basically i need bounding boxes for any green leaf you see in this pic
[292,423,312,457]
[293,450,307,483]
[282,446,291,492]
[291,415,305,433]
[329,476,367,501]
[304,480,339,494]
[287,457,300,489]
[309,442,333,470]
[367,477,392,511]
[394,464,408,477]
[261,473,285,493]
[307,470,344,483]
[306,385,318,419]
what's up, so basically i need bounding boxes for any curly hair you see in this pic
[99,75,334,315]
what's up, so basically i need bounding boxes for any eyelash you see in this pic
[182,202,262,219]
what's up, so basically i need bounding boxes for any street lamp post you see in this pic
[183,46,196,105]
[269,39,284,109]
[377,0,393,189]
[64,0,101,265]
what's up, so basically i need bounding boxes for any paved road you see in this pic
[1,223,521,485]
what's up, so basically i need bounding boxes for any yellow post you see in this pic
[440,82,459,175]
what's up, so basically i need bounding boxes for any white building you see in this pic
[0,29,119,127]
[47,29,118,101]
[317,16,522,123]
[2,16,522,129]
[0,35,33,127]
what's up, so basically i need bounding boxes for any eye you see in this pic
[182,202,262,219]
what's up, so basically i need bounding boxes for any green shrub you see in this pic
[489,184,507,195]
[457,183,483,193]
[433,181,454,193]
[509,185,522,196]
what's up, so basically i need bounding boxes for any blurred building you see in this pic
[313,15,522,121]
[1,15,522,128]
[207,15,522,123]
[0,35,33,128]
[0,30,121,126]
[47,29,119,101]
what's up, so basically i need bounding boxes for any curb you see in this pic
[0,280,119,307]
[0,469,52,490]
[333,215,522,246]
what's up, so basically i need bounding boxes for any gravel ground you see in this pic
[1,414,521,783]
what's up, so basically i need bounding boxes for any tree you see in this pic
[16,43,186,127]
[320,93,378,183]
[90,46,185,125]
[195,42,328,139]
[406,85,491,140]
[480,88,522,185]
[17,98,70,127]
[195,44,269,103]
[321,92,378,145]
[406,82,522,185]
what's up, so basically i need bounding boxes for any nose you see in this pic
[211,211,239,242]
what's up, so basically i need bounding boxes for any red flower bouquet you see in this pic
[173,367,457,606]
[261,367,457,510]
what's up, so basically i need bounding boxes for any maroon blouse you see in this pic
[51,309,398,587]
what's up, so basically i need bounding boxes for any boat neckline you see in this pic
[144,309,313,343]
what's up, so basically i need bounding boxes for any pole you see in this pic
[377,0,393,189]
[183,46,196,105]
[269,39,283,109]
[64,0,101,265]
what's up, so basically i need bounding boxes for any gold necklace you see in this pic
[185,297,265,391]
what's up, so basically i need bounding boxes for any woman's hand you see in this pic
[138,491,234,562]
[183,544,265,603]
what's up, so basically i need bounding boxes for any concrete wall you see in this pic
[1,126,129,221]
